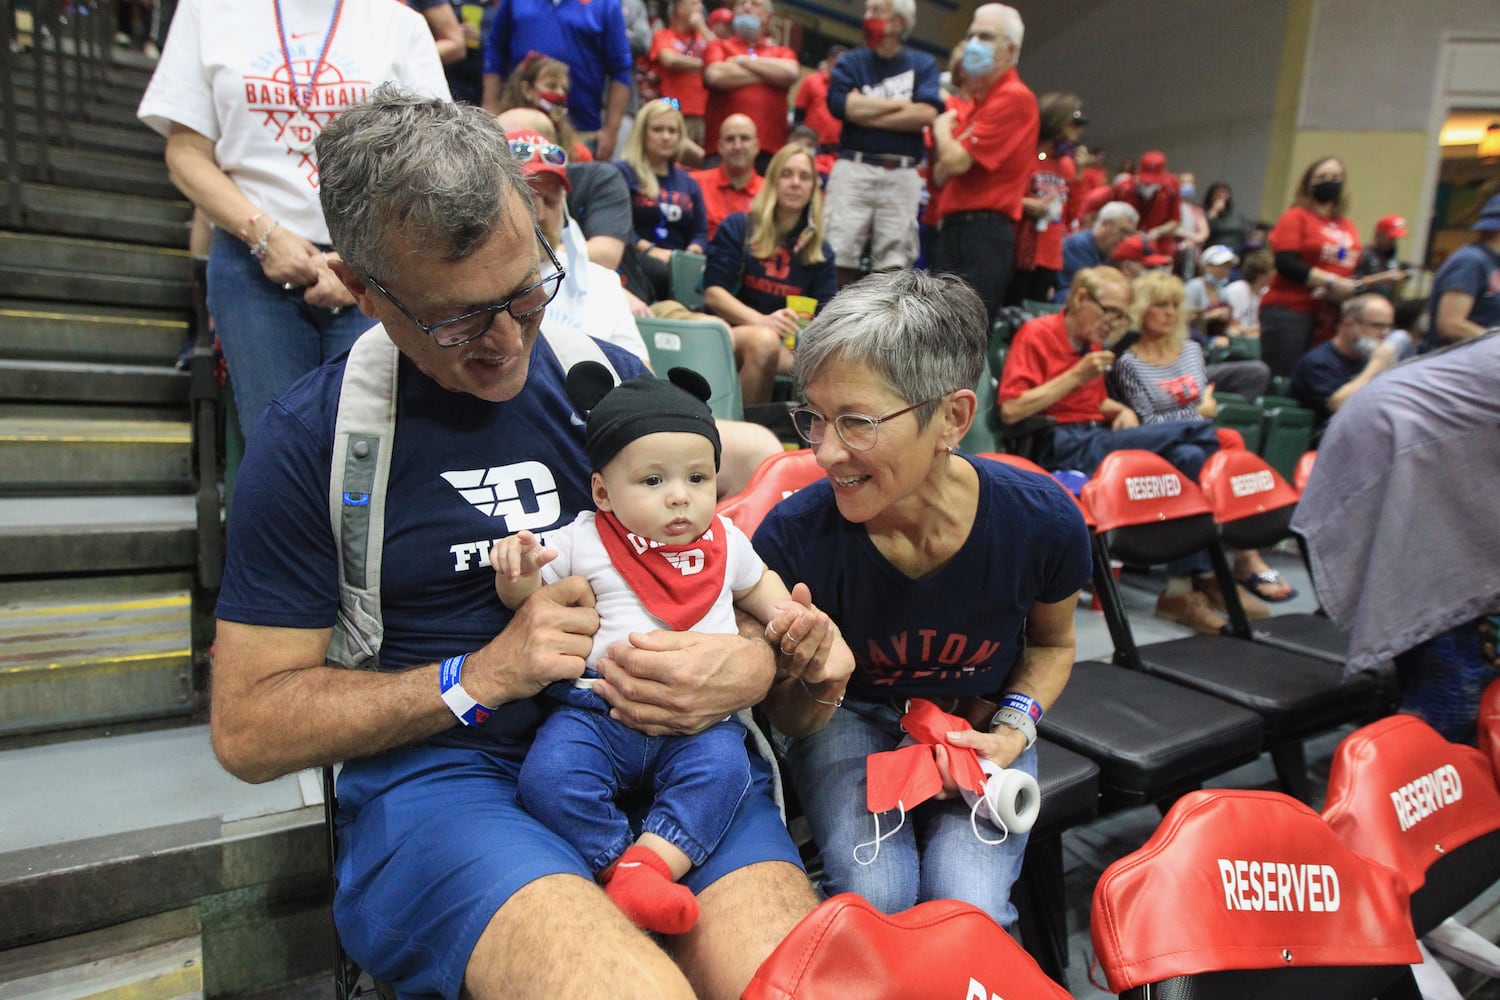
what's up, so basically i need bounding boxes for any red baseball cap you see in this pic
[509,129,571,191]
[707,7,734,25]
[1111,234,1171,267]
[1137,150,1168,182]
[1375,214,1407,238]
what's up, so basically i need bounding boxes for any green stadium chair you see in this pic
[1213,397,1264,453]
[669,250,706,311]
[1259,403,1315,482]
[959,351,1000,454]
[636,316,743,421]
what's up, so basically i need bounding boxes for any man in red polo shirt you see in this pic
[930,3,1037,322]
[1109,151,1180,258]
[690,113,763,239]
[650,0,713,147]
[703,0,798,162]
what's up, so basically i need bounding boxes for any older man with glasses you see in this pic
[999,265,1224,482]
[208,85,817,1000]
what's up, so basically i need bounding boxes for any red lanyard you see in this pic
[273,0,345,113]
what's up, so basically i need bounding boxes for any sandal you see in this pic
[1235,569,1298,603]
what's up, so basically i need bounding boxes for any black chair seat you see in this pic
[1040,661,1264,807]
[1252,611,1349,663]
[1033,738,1099,837]
[1410,827,1500,936]
[1134,636,1381,740]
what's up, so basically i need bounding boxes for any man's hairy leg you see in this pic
[461,874,693,1000]
[674,861,818,1000]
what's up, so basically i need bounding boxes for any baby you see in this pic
[491,361,851,934]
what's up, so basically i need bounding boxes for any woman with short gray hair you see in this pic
[754,268,1091,929]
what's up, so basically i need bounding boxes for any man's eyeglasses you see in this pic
[789,396,945,452]
[509,139,568,167]
[362,229,566,348]
[1085,289,1130,326]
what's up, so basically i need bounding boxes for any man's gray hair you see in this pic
[793,270,985,427]
[1098,201,1140,227]
[1341,293,1383,322]
[317,83,533,279]
[891,0,916,37]
[978,3,1024,51]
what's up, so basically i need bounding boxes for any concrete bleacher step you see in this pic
[0,300,187,366]
[0,727,331,997]
[0,495,195,575]
[0,583,193,740]
[0,908,203,1000]
[0,414,191,494]
[6,109,165,160]
[0,143,181,200]
[0,359,189,408]
[0,232,191,309]
[12,80,146,129]
[0,182,192,247]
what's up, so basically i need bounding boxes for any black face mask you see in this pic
[1311,179,1343,204]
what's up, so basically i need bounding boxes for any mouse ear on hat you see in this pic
[666,366,712,404]
[565,360,616,413]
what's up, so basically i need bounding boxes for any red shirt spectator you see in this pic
[998,310,1107,423]
[793,67,840,150]
[650,26,710,117]
[934,66,1036,221]
[1109,150,1180,255]
[691,164,764,239]
[703,26,798,156]
[1260,205,1360,315]
[1019,151,1076,271]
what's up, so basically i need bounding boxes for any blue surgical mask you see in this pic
[1180,182,1196,199]
[960,38,995,76]
[732,13,761,39]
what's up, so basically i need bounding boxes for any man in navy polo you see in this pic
[824,0,942,287]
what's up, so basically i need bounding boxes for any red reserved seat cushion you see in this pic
[1294,449,1317,494]
[1198,448,1300,524]
[1080,449,1212,533]
[1478,678,1500,800]
[715,449,822,537]
[1091,788,1420,993]
[1322,714,1500,892]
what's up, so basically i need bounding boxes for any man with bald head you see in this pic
[690,113,763,241]
[930,3,1036,321]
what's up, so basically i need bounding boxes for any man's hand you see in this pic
[1071,349,1114,383]
[592,630,774,736]
[463,575,597,706]
[1367,337,1401,373]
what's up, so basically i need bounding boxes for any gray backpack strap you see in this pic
[326,326,401,669]
[541,323,617,383]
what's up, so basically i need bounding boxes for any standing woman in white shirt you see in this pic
[138,0,450,437]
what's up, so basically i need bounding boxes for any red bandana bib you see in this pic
[595,511,729,631]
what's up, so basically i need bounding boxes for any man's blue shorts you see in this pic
[331,736,802,1000]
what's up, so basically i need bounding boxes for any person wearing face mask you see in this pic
[823,0,942,287]
[1175,170,1210,277]
[1289,293,1404,433]
[1258,155,1362,378]
[702,0,799,164]
[650,0,713,148]
[480,0,634,159]
[498,54,593,163]
[929,4,1038,323]
[1107,150,1180,261]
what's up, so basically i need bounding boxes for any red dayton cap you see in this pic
[1111,234,1172,268]
[707,7,734,25]
[1376,214,1408,238]
[509,129,571,191]
[1137,150,1168,182]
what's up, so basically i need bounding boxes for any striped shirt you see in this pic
[1112,339,1209,424]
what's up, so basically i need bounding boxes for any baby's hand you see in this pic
[489,530,558,584]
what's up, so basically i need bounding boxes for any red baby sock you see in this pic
[602,845,699,935]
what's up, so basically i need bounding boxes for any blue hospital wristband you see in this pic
[439,653,495,727]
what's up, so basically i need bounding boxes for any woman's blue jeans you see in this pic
[780,698,1035,927]
[207,229,376,438]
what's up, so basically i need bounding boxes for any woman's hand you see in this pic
[764,308,803,340]
[259,226,322,287]
[766,583,853,692]
[942,725,1030,778]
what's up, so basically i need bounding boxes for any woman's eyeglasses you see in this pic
[509,139,568,167]
[789,396,945,452]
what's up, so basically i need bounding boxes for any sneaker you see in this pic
[1155,591,1229,635]
[1194,574,1271,620]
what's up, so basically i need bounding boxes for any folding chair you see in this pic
[958,350,1001,454]
[636,316,743,421]
[714,448,822,536]
[1083,450,1382,802]
[668,249,706,310]
[1259,400,1315,481]
[1482,678,1500,776]
[322,766,391,1000]
[1214,392,1265,452]
[1092,789,1423,999]
[1322,715,1500,946]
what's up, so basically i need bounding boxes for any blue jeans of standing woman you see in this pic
[208,229,375,438]
[779,698,1036,927]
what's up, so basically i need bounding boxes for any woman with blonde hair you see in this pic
[1112,271,1296,629]
[704,144,837,404]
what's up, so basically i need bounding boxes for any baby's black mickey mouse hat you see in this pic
[566,361,721,472]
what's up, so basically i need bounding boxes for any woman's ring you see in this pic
[282,282,295,291]
[784,635,799,648]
